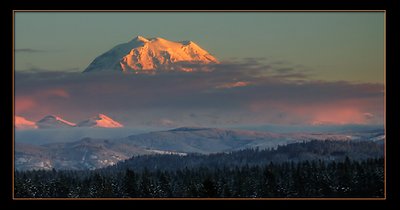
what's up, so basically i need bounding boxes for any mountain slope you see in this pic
[124,127,353,154]
[15,127,357,171]
[15,127,291,170]
[15,138,155,170]
[124,127,285,154]
[83,36,219,73]
[15,116,37,130]
[77,114,123,128]
[104,140,384,173]
[36,115,76,129]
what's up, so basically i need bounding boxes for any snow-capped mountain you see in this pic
[36,115,76,129]
[83,36,219,73]
[77,114,123,128]
[15,116,37,130]
[16,114,123,129]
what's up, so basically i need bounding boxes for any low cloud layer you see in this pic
[15,60,384,127]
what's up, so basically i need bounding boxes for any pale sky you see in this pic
[15,11,384,83]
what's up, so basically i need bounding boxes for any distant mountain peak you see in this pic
[39,115,59,121]
[97,113,108,118]
[77,114,123,128]
[15,116,37,130]
[83,36,219,73]
[36,115,76,129]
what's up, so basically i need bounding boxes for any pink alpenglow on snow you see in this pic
[15,116,38,129]
[36,115,76,129]
[83,36,219,73]
[77,114,123,128]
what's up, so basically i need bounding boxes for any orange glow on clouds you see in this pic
[15,88,69,116]
[249,98,379,125]
[310,108,369,125]
[15,97,36,114]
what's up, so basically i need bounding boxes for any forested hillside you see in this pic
[15,140,384,198]
[107,140,383,172]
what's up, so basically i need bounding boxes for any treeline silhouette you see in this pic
[15,140,384,198]
[106,140,383,173]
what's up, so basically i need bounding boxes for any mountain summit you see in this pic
[36,115,76,129]
[83,36,219,73]
[15,116,38,130]
[77,114,123,128]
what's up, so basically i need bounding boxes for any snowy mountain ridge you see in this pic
[15,126,383,171]
[15,116,38,129]
[83,36,219,73]
[77,114,123,128]
[15,114,123,129]
[36,115,76,129]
